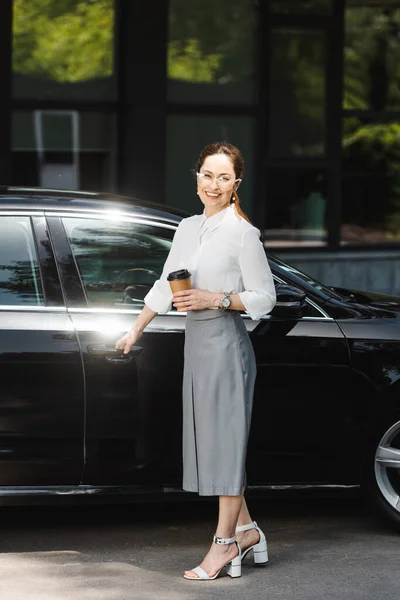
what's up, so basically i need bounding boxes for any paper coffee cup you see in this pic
[168,269,191,311]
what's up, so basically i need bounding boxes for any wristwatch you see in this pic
[220,291,232,310]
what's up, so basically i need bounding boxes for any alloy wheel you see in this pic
[374,420,400,514]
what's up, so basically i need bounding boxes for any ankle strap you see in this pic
[213,534,236,545]
[236,520,258,533]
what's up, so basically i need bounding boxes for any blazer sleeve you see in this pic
[144,221,184,314]
[237,227,276,320]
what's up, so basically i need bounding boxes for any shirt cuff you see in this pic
[144,285,172,314]
[238,290,275,320]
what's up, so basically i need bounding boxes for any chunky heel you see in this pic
[184,534,242,580]
[236,520,269,566]
[253,538,268,564]
[226,554,242,578]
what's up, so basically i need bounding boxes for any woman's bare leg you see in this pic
[235,492,262,552]
[237,492,252,526]
[184,494,243,579]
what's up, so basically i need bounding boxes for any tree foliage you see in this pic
[13,0,113,82]
[168,0,255,83]
[168,39,222,83]
[344,7,400,111]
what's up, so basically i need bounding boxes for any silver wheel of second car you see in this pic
[374,420,400,514]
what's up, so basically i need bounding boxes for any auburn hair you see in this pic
[195,141,252,224]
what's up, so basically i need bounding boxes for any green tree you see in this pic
[168,39,222,83]
[13,0,113,82]
[344,7,400,110]
[167,0,255,83]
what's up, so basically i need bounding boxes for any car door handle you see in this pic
[88,344,143,358]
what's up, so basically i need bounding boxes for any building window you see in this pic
[342,117,400,245]
[341,2,400,246]
[264,167,328,247]
[12,111,116,192]
[270,0,332,15]
[167,0,257,105]
[12,0,116,101]
[269,28,326,158]
[344,4,400,111]
[165,115,255,218]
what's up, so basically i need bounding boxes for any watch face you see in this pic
[221,296,231,308]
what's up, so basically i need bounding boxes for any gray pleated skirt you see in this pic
[182,309,257,496]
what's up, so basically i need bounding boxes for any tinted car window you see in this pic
[0,216,44,306]
[62,217,174,309]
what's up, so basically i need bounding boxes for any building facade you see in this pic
[1,0,400,294]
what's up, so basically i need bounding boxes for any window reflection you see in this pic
[0,217,44,306]
[269,29,326,157]
[62,218,174,309]
[167,0,256,105]
[12,111,115,192]
[12,0,115,100]
[342,117,400,244]
[270,0,331,14]
[344,5,400,111]
[264,168,328,247]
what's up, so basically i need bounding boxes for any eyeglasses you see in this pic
[196,172,241,189]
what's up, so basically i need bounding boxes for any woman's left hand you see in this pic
[173,289,216,311]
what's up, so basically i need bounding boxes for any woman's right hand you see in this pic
[115,328,142,355]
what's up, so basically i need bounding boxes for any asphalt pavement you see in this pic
[0,495,398,600]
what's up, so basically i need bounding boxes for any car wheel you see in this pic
[363,419,400,531]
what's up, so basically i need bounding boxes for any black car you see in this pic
[1,187,400,531]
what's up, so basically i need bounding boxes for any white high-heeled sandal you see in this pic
[183,534,242,580]
[236,521,269,564]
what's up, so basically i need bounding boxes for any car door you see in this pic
[0,213,84,485]
[245,285,354,486]
[47,212,185,487]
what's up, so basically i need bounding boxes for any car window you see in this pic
[62,217,175,309]
[268,252,344,302]
[0,216,44,306]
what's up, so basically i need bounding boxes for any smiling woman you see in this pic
[116,141,276,580]
[195,141,252,223]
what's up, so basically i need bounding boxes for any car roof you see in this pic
[0,186,190,226]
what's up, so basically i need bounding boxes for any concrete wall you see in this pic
[276,250,400,297]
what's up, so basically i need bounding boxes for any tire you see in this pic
[362,418,400,532]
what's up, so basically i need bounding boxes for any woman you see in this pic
[115,142,276,580]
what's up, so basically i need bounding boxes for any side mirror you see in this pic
[273,284,307,313]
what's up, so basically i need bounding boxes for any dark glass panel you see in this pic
[167,0,256,105]
[269,29,326,157]
[264,168,328,247]
[12,0,115,100]
[344,5,400,110]
[63,218,174,310]
[12,111,116,192]
[270,0,331,15]
[341,117,400,245]
[0,217,44,306]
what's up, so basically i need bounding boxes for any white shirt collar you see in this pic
[199,204,236,235]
